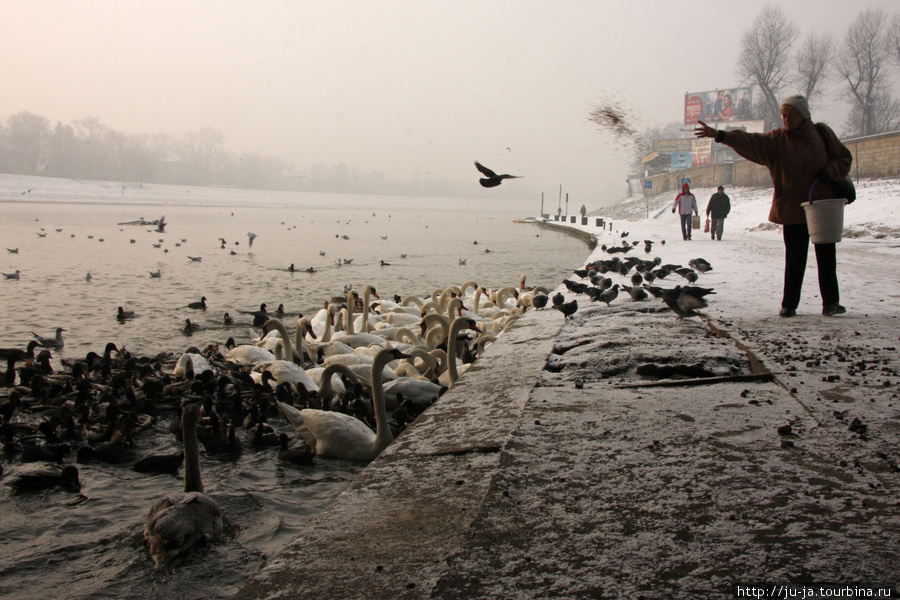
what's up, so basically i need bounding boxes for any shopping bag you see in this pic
[692,214,701,230]
[703,218,710,233]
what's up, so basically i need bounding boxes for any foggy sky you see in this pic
[2,1,898,206]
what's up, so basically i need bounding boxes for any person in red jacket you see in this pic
[694,94,852,317]
[672,182,699,241]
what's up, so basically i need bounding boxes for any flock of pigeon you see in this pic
[547,238,715,321]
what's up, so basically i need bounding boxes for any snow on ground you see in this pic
[235,179,900,599]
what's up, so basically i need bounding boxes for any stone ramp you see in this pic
[234,304,899,599]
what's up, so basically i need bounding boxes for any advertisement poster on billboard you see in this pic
[692,139,712,167]
[671,151,691,170]
[684,87,753,125]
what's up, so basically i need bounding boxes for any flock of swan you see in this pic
[1,275,549,567]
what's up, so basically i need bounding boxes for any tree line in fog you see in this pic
[0,113,470,197]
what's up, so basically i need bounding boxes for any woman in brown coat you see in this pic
[694,94,853,317]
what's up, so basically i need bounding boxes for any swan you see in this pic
[439,317,481,389]
[349,285,379,333]
[144,403,223,568]
[333,307,388,348]
[223,343,275,366]
[173,352,214,379]
[251,319,319,394]
[278,347,408,461]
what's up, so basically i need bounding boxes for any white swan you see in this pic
[144,403,223,567]
[251,318,319,394]
[223,343,275,366]
[173,352,214,379]
[278,347,408,461]
[439,317,481,389]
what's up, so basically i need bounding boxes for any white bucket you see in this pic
[801,198,846,244]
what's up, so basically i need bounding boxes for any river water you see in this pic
[0,175,588,600]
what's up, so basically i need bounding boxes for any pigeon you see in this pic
[552,292,565,308]
[689,258,713,273]
[623,285,648,301]
[598,284,619,306]
[555,299,578,320]
[474,161,521,188]
[531,294,549,310]
[660,286,713,319]
[563,279,588,294]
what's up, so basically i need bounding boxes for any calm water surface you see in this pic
[0,179,588,599]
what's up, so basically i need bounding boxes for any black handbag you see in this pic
[814,123,856,204]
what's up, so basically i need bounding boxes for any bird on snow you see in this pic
[598,284,619,306]
[474,161,522,188]
[551,292,565,308]
[688,258,713,273]
[555,298,578,320]
[622,285,648,301]
[531,294,549,310]
[660,286,715,319]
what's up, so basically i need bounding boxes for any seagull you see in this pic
[149,269,162,278]
[6,248,18,254]
[36,232,47,238]
[32,328,66,350]
[85,271,93,282]
[248,232,257,248]
[474,161,522,188]
[188,256,202,262]
[155,215,166,233]
[458,259,467,265]
[2,270,21,280]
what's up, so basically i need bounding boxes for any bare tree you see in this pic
[736,5,799,129]
[4,111,51,173]
[836,8,893,136]
[888,13,900,66]
[843,91,900,136]
[795,31,836,103]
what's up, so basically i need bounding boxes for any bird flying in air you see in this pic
[248,232,257,248]
[474,161,522,188]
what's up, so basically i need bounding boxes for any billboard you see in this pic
[671,151,692,170]
[692,139,712,167]
[684,87,753,124]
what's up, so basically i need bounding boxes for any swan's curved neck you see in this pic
[263,318,293,363]
[371,349,396,449]
[182,404,203,493]
[344,292,356,334]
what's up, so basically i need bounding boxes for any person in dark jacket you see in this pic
[694,94,852,317]
[706,186,731,241]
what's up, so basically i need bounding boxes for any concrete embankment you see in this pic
[234,288,898,598]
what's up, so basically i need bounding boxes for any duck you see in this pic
[186,296,207,310]
[223,312,234,325]
[278,347,408,461]
[32,328,65,350]
[143,403,223,568]
[182,319,201,335]
[117,306,135,320]
[6,464,81,493]
[277,433,313,465]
